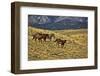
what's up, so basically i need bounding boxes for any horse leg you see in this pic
[61,44,65,48]
[39,38,42,43]
[57,43,60,48]
[32,36,34,40]
[34,38,37,41]
[44,38,46,42]
[61,45,64,48]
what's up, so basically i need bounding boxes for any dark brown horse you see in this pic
[32,33,54,42]
[48,33,55,41]
[32,32,43,41]
[32,32,55,42]
[40,33,49,41]
[54,38,66,48]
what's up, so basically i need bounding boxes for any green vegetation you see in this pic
[28,26,88,60]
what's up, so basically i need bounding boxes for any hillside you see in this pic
[28,26,88,60]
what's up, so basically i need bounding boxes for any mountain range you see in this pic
[28,15,88,30]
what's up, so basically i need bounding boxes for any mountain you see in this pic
[28,15,50,24]
[28,15,88,30]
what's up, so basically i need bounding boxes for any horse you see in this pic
[47,33,55,41]
[32,33,50,42]
[32,32,43,41]
[54,38,66,48]
[32,32,55,42]
[40,33,49,41]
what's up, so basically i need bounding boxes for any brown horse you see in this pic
[48,33,55,41]
[32,33,55,42]
[32,32,43,41]
[40,33,49,41]
[54,38,66,48]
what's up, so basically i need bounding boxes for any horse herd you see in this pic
[32,32,69,48]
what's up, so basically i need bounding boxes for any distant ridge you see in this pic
[28,15,88,30]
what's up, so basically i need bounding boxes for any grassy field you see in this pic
[28,26,88,60]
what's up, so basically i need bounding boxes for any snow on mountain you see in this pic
[28,15,51,24]
[38,16,50,24]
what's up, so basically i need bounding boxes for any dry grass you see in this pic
[28,26,88,60]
